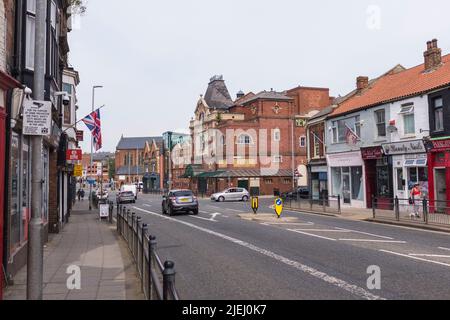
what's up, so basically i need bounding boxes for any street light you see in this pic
[89,85,103,211]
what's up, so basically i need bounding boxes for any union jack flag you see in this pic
[82,109,102,151]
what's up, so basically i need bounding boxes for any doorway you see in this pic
[434,168,447,212]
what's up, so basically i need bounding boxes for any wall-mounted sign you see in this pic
[361,146,384,160]
[66,149,82,161]
[295,118,307,127]
[76,130,84,142]
[22,99,52,136]
[382,140,426,155]
[74,164,83,177]
[428,138,450,152]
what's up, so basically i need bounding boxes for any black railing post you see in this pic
[148,235,157,300]
[109,201,113,224]
[372,195,376,219]
[423,198,429,224]
[127,209,131,245]
[163,261,176,300]
[337,195,341,214]
[136,216,142,264]
[141,224,148,293]
[395,196,400,221]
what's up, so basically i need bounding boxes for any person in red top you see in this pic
[410,184,422,218]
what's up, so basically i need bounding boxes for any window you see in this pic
[404,113,415,135]
[283,179,292,184]
[354,116,361,138]
[434,97,444,132]
[25,1,36,69]
[274,129,281,142]
[332,116,360,143]
[399,104,414,114]
[300,136,306,148]
[313,133,321,158]
[273,156,283,163]
[264,178,273,184]
[375,110,386,137]
[351,167,364,201]
[237,134,252,145]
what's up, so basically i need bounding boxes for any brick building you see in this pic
[185,75,332,196]
[115,136,162,186]
[81,152,114,186]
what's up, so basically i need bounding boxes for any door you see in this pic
[342,173,351,204]
[238,179,249,191]
[435,168,447,212]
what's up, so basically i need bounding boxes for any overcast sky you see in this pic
[68,0,450,153]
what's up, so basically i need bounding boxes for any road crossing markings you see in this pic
[438,247,450,252]
[143,204,152,207]
[133,206,385,300]
[227,209,245,213]
[261,222,315,226]
[287,229,337,241]
[190,216,218,222]
[380,250,450,268]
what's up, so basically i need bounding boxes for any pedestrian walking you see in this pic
[77,189,82,201]
[410,184,422,218]
[81,189,85,201]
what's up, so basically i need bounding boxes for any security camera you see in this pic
[62,94,70,106]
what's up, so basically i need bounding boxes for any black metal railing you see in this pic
[372,196,450,227]
[282,194,342,214]
[116,204,180,300]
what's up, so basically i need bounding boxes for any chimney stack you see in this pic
[424,38,442,72]
[356,76,369,91]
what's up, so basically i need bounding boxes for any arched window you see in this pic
[237,134,252,145]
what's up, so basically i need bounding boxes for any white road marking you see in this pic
[190,216,218,222]
[227,209,245,213]
[143,204,152,207]
[340,239,407,244]
[261,222,315,226]
[200,211,210,214]
[438,247,450,252]
[334,227,394,240]
[288,229,337,241]
[207,206,222,210]
[380,250,450,268]
[133,206,384,300]
[408,254,450,258]
[294,229,351,233]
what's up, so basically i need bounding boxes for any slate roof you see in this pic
[116,136,163,150]
[331,54,450,117]
[240,91,294,105]
[116,166,146,175]
[204,75,234,110]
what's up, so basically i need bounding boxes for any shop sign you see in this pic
[66,149,82,161]
[74,164,83,177]
[361,147,384,160]
[327,151,363,167]
[76,130,84,142]
[382,140,426,155]
[311,166,328,173]
[429,138,450,152]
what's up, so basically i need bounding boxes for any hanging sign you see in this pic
[66,149,82,161]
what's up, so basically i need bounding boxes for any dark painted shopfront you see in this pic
[362,146,393,209]
[426,138,450,212]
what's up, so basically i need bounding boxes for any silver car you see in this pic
[211,188,250,202]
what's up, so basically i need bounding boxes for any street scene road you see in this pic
[119,193,450,300]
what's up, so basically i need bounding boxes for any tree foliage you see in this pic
[67,0,87,15]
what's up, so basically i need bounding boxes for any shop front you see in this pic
[327,151,365,208]
[426,137,450,212]
[362,146,393,209]
[309,162,328,200]
[382,140,428,203]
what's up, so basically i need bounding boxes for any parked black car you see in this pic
[162,190,199,216]
[281,187,310,200]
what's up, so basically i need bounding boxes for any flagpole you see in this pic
[90,85,103,211]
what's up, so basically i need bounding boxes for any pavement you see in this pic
[125,193,450,300]
[4,200,144,300]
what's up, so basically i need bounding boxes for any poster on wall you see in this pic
[22,99,52,136]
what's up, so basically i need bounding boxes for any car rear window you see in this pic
[122,191,134,196]
[174,191,193,197]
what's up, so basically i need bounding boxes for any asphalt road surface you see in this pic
[115,193,450,300]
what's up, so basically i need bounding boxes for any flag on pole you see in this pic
[82,109,102,151]
[345,124,359,146]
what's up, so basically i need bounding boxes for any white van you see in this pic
[120,184,137,200]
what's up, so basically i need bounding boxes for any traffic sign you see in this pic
[251,197,259,214]
[274,198,283,218]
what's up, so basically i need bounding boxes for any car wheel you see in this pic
[168,206,173,216]
[218,196,225,202]
[242,196,249,202]
[192,209,199,215]
[162,205,166,215]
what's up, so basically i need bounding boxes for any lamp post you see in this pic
[89,85,103,211]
